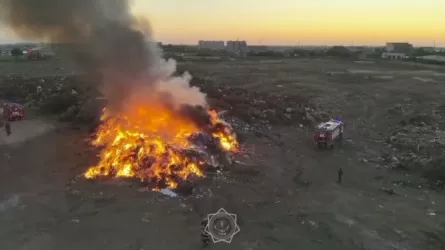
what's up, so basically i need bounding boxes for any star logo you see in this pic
[204,208,240,243]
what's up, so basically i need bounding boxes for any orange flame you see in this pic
[84,100,238,189]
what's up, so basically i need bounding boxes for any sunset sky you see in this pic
[133,0,445,46]
[1,0,444,46]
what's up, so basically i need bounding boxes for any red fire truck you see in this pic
[313,119,344,149]
[2,102,25,121]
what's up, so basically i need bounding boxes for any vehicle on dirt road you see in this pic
[27,50,44,60]
[313,119,344,149]
[2,102,25,121]
[25,46,55,60]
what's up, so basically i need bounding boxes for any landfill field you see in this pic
[1,58,445,250]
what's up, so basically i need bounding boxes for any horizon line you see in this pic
[0,41,444,48]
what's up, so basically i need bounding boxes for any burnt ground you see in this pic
[1,58,445,250]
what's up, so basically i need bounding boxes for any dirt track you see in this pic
[1,58,445,250]
[0,119,55,146]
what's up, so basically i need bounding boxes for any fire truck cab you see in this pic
[313,119,344,149]
[2,102,25,121]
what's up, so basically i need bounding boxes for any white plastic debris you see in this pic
[427,209,436,216]
[158,188,178,198]
[217,110,229,117]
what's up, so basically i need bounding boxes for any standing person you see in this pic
[338,168,344,184]
[201,217,211,248]
[5,122,11,136]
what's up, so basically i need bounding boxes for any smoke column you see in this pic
[0,0,207,110]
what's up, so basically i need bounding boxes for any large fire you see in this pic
[84,97,239,189]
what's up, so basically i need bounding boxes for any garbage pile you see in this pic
[192,77,327,127]
[384,108,445,187]
[0,75,101,123]
[1,75,327,128]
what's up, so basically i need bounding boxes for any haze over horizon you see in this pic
[0,0,444,47]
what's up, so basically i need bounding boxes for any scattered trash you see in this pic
[197,78,321,126]
[413,77,435,83]
[141,217,151,223]
[427,211,436,216]
[308,220,319,232]
[426,209,436,216]
[157,188,178,198]
[393,229,406,238]
[234,160,254,166]
[380,187,398,195]
[436,131,445,146]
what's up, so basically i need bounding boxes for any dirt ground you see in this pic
[1,58,445,250]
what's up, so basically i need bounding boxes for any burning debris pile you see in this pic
[0,74,241,189]
[84,99,239,189]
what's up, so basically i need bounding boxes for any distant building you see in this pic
[226,40,248,56]
[198,40,225,50]
[381,52,407,60]
[385,42,413,53]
